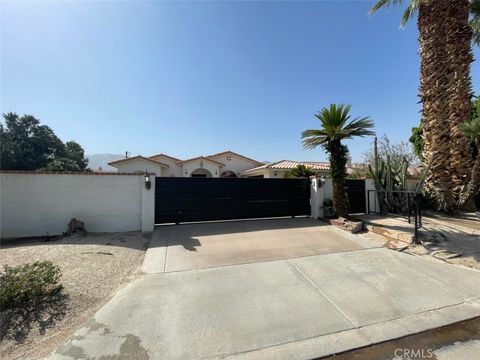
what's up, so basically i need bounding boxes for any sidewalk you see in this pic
[48,248,480,360]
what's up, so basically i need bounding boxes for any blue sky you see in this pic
[1,1,479,162]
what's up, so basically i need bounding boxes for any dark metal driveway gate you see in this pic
[155,178,310,224]
[345,179,366,214]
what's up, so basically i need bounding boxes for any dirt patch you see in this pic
[358,214,480,271]
[403,216,480,271]
[0,232,149,360]
[424,212,480,232]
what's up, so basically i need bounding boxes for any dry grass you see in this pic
[0,231,149,360]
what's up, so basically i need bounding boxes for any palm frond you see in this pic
[460,117,480,140]
[302,104,375,150]
[341,117,376,139]
[369,0,406,15]
[400,0,421,27]
[302,136,328,150]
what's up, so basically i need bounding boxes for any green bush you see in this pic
[0,261,62,311]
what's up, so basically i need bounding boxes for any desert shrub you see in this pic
[0,261,62,311]
[420,191,438,211]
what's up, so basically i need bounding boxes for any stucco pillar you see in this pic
[141,173,155,233]
[310,177,325,219]
[365,178,380,213]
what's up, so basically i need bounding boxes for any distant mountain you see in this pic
[86,154,124,172]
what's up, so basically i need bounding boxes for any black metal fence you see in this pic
[367,189,422,243]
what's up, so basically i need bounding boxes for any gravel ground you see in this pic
[0,231,149,360]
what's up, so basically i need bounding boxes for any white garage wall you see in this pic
[208,154,260,176]
[112,159,164,176]
[0,172,155,239]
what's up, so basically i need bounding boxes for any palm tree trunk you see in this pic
[418,0,455,212]
[329,139,348,217]
[446,0,475,208]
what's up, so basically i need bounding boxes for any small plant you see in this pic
[0,261,62,311]
[324,198,336,218]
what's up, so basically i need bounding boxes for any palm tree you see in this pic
[284,164,317,179]
[302,104,374,217]
[370,0,477,212]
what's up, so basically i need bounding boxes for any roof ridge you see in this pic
[149,153,181,161]
[176,156,225,166]
[108,155,170,168]
[206,150,262,165]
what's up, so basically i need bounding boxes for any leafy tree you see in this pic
[409,121,424,161]
[43,158,82,172]
[0,113,65,170]
[284,164,317,179]
[0,113,89,171]
[363,134,420,170]
[472,0,480,46]
[63,141,89,170]
[302,104,375,217]
[409,97,480,163]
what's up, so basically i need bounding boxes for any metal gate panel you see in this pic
[345,179,366,214]
[155,178,310,224]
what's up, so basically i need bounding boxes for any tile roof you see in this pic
[108,156,170,168]
[241,160,330,174]
[206,151,263,165]
[176,156,225,166]
[148,153,182,162]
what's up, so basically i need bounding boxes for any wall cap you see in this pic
[0,170,156,176]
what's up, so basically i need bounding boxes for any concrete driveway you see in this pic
[48,219,480,360]
[142,217,375,273]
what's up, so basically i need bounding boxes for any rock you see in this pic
[65,218,87,236]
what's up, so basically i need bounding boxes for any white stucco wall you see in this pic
[0,172,155,239]
[208,154,260,176]
[112,159,164,176]
[150,156,182,177]
[182,159,221,178]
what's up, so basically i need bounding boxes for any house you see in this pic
[108,151,263,178]
[240,160,331,178]
[240,159,370,178]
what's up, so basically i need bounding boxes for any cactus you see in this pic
[368,137,410,213]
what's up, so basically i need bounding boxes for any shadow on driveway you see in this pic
[143,217,375,273]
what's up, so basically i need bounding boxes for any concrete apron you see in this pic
[142,218,381,274]
[47,248,480,360]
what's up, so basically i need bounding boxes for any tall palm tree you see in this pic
[370,0,477,212]
[302,104,374,217]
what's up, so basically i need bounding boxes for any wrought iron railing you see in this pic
[367,189,422,244]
